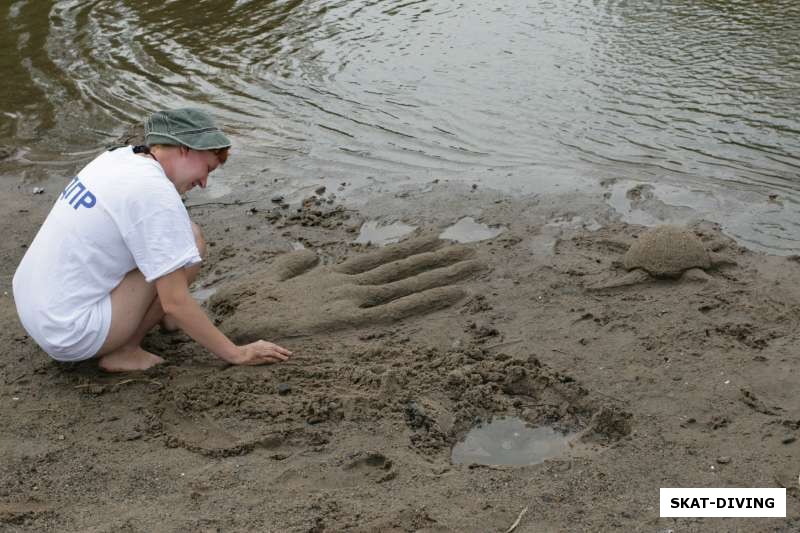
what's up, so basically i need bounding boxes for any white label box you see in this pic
[660,488,786,517]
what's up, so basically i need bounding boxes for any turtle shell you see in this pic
[623,225,711,277]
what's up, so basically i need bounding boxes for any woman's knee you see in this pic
[191,221,207,259]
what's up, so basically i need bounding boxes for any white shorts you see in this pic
[14,295,113,363]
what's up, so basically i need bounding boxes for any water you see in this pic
[355,220,416,246]
[440,217,505,243]
[451,417,575,467]
[2,1,800,252]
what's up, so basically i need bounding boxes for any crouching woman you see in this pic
[13,108,290,372]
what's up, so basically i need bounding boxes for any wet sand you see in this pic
[2,173,800,532]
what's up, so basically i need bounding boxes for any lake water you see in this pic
[2,0,799,252]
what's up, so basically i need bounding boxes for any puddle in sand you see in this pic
[440,217,505,243]
[191,286,218,302]
[354,220,416,246]
[451,417,576,466]
[529,233,558,256]
[528,215,602,256]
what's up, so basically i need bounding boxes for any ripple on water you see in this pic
[451,417,576,467]
[3,0,800,253]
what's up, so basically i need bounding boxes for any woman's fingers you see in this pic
[257,345,289,362]
[265,342,292,356]
[245,352,286,365]
[239,341,292,365]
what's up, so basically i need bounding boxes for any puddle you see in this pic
[354,220,416,246]
[451,417,575,467]
[528,234,558,256]
[528,215,602,256]
[191,286,218,302]
[439,217,505,243]
[604,181,705,228]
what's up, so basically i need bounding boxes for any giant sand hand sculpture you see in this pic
[208,235,487,342]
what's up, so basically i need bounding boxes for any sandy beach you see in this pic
[2,168,800,532]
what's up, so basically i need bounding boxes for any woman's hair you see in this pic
[212,147,229,165]
[147,144,230,165]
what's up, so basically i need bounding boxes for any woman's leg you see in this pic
[95,271,165,372]
[96,222,207,372]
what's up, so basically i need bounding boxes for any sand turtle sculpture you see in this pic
[589,225,735,290]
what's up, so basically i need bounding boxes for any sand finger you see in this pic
[353,286,466,323]
[269,250,320,281]
[352,245,475,285]
[334,234,442,275]
[353,259,486,307]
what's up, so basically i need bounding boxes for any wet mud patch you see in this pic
[265,201,353,230]
[153,370,338,457]
[0,502,54,527]
[714,322,776,350]
[148,340,630,463]
[337,451,397,484]
[399,348,632,458]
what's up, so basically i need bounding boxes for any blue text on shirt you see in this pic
[61,177,96,210]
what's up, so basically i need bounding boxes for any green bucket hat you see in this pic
[144,108,231,150]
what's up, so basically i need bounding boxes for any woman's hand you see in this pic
[233,340,292,365]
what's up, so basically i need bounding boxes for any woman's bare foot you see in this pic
[98,346,164,372]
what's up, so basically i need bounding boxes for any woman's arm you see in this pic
[155,268,291,365]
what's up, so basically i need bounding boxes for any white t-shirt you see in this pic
[13,146,201,361]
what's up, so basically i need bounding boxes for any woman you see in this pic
[13,108,291,372]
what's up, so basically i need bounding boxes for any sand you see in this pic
[2,173,800,532]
